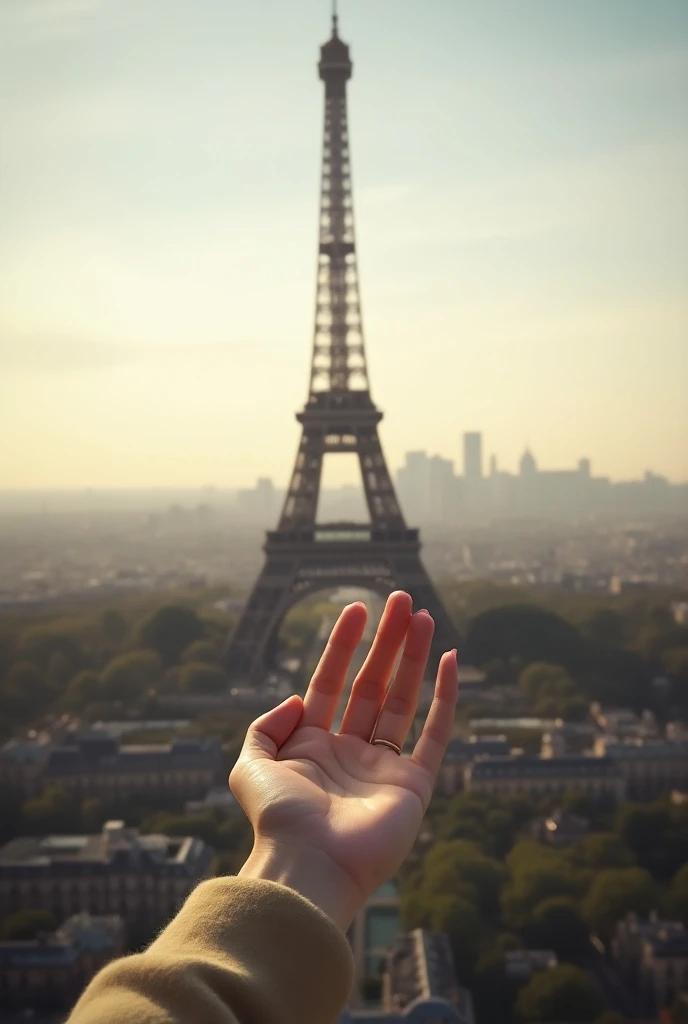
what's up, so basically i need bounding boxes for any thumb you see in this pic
[243,693,304,761]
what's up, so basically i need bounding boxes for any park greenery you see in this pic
[0,581,687,735]
[401,789,688,1022]
[0,580,687,1019]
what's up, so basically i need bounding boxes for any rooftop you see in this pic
[0,912,122,969]
[602,739,688,759]
[44,733,221,775]
[341,998,465,1022]
[0,821,208,874]
[470,755,620,780]
[446,736,510,760]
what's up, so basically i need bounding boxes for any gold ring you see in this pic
[371,738,402,755]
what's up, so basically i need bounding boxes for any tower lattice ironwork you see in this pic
[223,12,459,681]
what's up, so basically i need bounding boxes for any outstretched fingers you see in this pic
[301,602,368,730]
[340,591,413,740]
[411,649,459,779]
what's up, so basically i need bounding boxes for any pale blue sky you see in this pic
[1,0,687,488]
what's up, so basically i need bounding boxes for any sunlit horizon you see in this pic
[1,0,687,490]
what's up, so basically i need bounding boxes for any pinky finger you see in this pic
[410,650,459,779]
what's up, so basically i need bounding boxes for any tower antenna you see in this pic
[332,0,338,35]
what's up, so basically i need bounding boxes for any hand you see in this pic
[230,591,458,929]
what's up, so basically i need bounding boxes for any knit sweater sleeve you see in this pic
[67,876,355,1024]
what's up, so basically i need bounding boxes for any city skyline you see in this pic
[1,0,687,489]
[0,431,686,497]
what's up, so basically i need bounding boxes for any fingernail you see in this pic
[418,608,429,613]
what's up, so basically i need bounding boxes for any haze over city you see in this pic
[1,0,687,492]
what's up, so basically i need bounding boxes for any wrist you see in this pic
[239,838,363,932]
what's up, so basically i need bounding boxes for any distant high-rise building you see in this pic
[395,451,429,523]
[463,432,483,482]
[520,448,538,477]
[429,455,456,522]
[236,477,278,521]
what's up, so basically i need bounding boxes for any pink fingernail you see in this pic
[418,608,429,613]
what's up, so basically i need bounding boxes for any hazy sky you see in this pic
[1,0,687,490]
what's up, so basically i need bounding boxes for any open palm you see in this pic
[230,593,458,915]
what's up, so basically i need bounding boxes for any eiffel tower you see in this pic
[223,8,459,681]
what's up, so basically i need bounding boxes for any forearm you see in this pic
[67,875,354,1024]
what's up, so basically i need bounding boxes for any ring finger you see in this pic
[371,609,434,751]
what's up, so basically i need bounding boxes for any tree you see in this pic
[503,842,583,929]
[82,797,106,833]
[138,606,206,666]
[178,662,228,695]
[516,964,604,1022]
[18,625,82,673]
[582,609,626,649]
[668,863,688,925]
[519,663,577,702]
[426,893,487,982]
[616,802,688,880]
[561,791,616,831]
[465,606,586,671]
[517,662,590,721]
[507,840,562,874]
[0,629,16,679]
[0,909,56,940]
[484,808,516,859]
[525,897,591,962]
[583,868,660,941]
[47,650,71,690]
[0,790,23,845]
[100,650,161,702]
[0,661,51,717]
[661,647,688,711]
[182,639,220,665]
[420,840,505,922]
[142,812,221,848]
[101,608,128,645]
[594,1013,628,1024]
[23,787,80,834]
[62,669,101,710]
[502,863,583,929]
[574,833,636,870]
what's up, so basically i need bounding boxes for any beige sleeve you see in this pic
[67,876,355,1024]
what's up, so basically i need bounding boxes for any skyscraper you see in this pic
[463,432,483,482]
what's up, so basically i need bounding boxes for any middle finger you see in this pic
[339,590,413,740]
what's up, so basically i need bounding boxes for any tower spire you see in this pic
[332,0,338,36]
